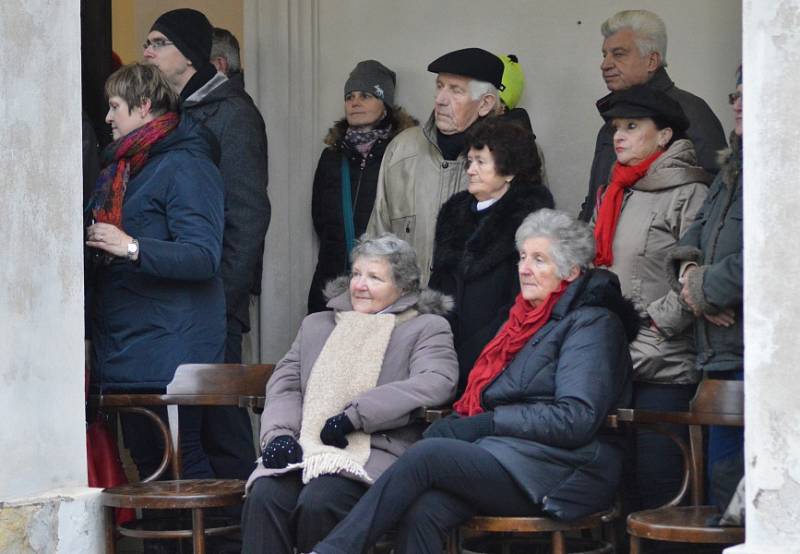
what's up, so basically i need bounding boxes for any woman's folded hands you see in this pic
[261,435,303,469]
[423,412,494,442]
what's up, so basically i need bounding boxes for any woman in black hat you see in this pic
[307,60,417,314]
[591,84,711,512]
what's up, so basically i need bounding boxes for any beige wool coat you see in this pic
[246,282,458,490]
[596,139,711,384]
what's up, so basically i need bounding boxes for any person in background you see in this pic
[308,60,417,313]
[211,27,244,89]
[591,85,710,520]
[310,210,636,554]
[666,65,744,513]
[86,62,224,485]
[429,117,553,392]
[242,234,458,554]
[144,8,270,485]
[366,47,503,285]
[579,9,726,222]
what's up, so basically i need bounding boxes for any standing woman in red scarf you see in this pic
[86,63,225,481]
[591,85,711,513]
[309,209,638,554]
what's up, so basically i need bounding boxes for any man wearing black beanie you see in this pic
[144,7,271,494]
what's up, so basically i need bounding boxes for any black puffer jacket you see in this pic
[476,269,637,520]
[308,108,418,313]
[429,178,554,392]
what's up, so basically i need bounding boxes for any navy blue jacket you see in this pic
[476,270,636,520]
[90,116,226,390]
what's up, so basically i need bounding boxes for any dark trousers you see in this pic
[315,438,535,554]
[631,382,697,510]
[120,406,214,480]
[707,370,744,508]
[241,473,368,554]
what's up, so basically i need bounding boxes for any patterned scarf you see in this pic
[454,282,568,417]
[90,112,179,225]
[593,151,662,266]
[344,125,391,158]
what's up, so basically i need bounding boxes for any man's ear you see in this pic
[646,51,662,73]
[211,56,229,75]
[477,94,497,117]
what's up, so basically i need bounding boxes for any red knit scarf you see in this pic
[454,282,569,416]
[593,151,662,266]
[91,112,179,225]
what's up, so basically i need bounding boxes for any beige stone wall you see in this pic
[112,0,243,64]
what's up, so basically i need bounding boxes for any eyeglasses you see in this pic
[728,91,742,105]
[142,38,174,51]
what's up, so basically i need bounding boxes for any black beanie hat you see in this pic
[427,48,504,90]
[151,9,213,70]
[597,85,689,134]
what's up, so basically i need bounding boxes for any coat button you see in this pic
[442,161,449,168]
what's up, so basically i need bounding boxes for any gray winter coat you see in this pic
[246,283,458,490]
[580,67,726,222]
[596,139,711,383]
[666,137,743,373]
[183,76,270,328]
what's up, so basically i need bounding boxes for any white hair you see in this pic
[602,10,668,67]
[515,209,595,279]
[468,79,499,102]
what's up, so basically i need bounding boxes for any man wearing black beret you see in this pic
[143,6,270,495]
[366,47,503,285]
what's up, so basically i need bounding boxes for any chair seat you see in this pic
[628,506,744,544]
[463,509,614,533]
[101,479,245,510]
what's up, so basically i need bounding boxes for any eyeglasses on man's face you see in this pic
[728,91,742,105]
[142,38,174,51]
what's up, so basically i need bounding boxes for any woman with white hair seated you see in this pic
[310,209,637,554]
[241,233,458,554]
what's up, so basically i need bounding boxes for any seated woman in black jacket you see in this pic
[429,117,553,392]
[310,209,637,554]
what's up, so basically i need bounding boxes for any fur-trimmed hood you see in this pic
[717,131,742,188]
[432,176,554,281]
[323,106,418,149]
[558,269,641,342]
[322,275,453,316]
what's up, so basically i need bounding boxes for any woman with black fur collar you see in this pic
[308,60,418,313]
[429,117,553,392]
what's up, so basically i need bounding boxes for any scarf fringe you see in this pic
[301,449,373,485]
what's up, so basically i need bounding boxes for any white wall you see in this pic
[248,0,741,362]
[0,2,86,499]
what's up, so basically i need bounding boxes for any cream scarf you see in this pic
[295,310,407,484]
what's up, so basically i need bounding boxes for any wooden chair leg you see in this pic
[446,527,460,554]
[104,506,116,554]
[192,508,206,554]
[552,530,566,554]
[630,535,642,554]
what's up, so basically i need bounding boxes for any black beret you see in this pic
[597,85,689,133]
[427,48,504,90]
[151,9,213,71]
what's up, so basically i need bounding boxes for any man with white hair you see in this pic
[579,9,726,222]
[366,47,502,284]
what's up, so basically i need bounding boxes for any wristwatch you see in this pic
[127,238,139,261]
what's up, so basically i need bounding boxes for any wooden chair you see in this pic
[617,379,745,553]
[92,363,274,554]
[446,414,622,554]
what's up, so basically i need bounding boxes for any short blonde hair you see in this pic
[105,63,179,115]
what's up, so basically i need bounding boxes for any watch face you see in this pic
[128,241,138,255]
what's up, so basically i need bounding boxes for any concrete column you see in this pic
[0,2,102,552]
[726,0,800,552]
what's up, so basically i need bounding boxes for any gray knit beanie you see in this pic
[344,60,396,106]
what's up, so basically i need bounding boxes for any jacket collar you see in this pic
[633,139,712,192]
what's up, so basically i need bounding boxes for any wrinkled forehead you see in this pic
[147,30,169,41]
[435,73,473,88]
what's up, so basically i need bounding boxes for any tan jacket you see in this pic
[245,285,458,490]
[366,114,468,284]
[597,139,711,383]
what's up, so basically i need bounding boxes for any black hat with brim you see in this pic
[427,47,504,90]
[597,85,689,133]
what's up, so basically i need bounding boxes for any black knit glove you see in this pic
[320,412,355,449]
[261,435,303,469]
[423,412,495,443]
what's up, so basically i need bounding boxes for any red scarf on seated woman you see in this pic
[454,281,569,417]
[91,112,179,225]
[593,150,662,267]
